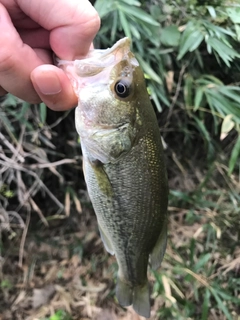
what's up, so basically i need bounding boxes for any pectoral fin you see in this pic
[150,220,168,270]
[88,160,113,198]
[98,223,114,255]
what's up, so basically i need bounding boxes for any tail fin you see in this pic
[116,279,151,318]
[133,283,151,318]
[116,278,133,307]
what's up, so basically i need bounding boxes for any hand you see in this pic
[0,0,100,110]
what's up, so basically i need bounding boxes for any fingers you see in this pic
[0,0,100,108]
[18,0,101,59]
[0,4,52,102]
[0,86,7,96]
[31,65,78,111]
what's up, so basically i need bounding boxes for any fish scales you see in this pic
[57,38,168,318]
[84,131,167,280]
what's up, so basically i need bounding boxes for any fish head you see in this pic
[57,38,147,133]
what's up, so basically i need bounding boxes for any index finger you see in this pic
[17,0,100,59]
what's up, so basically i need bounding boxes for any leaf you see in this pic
[118,3,159,26]
[220,114,235,140]
[184,74,193,108]
[206,37,240,66]
[94,0,116,18]
[228,134,240,175]
[135,54,162,85]
[32,284,55,309]
[40,102,47,124]
[178,28,204,60]
[235,24,240,41]
[193,115,215,158]
[194,87,204,111]
[207,6,216,19]
[194,253,211,272]
[118,10,132,39]
[202,289,210,320]
[226,7,240,24]
[160,25,181,47]
[210,288,233,320]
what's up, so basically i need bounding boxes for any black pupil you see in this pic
[117,83,125,94]
[115,81,130,98]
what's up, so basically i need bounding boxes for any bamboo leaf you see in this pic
[194,87,204,111]
[228,134,240,175]
[40,103,47,125]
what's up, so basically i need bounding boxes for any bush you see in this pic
[0,1,239,319]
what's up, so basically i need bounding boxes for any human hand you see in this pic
[0,0,100,110]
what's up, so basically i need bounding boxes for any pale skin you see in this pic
[0,0,100,110]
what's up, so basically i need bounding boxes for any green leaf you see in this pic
[235,24,240,41]
[118,10,132,39]
[202,289,210,320]
[210,289,232,320]
[40,103,47,124]
[194,87,204,111]
[206,37,240,66]
[228,134,240,175]
[118,4,159,26]
[135,54,162,85]
[178,28,204,60]
[94,0,116,17]
[194,253,211,272]
[160,25,181,47]
[207,6,216,19]
[226,7,240,24]
[184,75,193,108]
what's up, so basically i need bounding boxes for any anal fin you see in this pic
[150,220,168,270]
[98,223,114,255]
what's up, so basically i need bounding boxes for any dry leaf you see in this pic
[32,284,55,309]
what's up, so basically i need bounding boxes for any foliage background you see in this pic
[0,1,240,319]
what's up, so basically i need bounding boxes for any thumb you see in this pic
[31,65,78,111]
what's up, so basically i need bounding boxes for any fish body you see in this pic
[57,38,168,318]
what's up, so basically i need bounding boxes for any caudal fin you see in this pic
[116,279,151,318]
[116,278,133,307]
[133,283,151,318]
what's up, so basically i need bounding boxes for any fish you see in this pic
[57,38,168,318]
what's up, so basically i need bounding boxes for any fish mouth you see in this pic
[57,37,138,79]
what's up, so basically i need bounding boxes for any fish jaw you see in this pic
[56,37,139,95]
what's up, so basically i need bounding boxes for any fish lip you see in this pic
[74,38,132,77]
[56,38,132,78]
[89,37,131,60]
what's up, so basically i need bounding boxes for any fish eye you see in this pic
[114,79,131,98]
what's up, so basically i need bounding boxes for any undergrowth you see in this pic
[0,0,240,319]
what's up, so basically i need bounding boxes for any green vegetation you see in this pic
[0,1,239,319]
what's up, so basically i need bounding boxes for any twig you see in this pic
[167,63,188,121]
[26,158,76,169]
[0,132,25,163]
[0,159,64,211]
[18,207,31,268]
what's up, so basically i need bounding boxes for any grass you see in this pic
[0,1,240,318]
[0,95,239,319]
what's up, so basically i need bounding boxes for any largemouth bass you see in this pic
[57,38,168,318]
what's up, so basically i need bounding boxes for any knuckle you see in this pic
[75,5,100,37]
[88,10,101,33]
[0,50,15,74]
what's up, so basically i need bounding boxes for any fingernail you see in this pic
[33,71,62,95]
